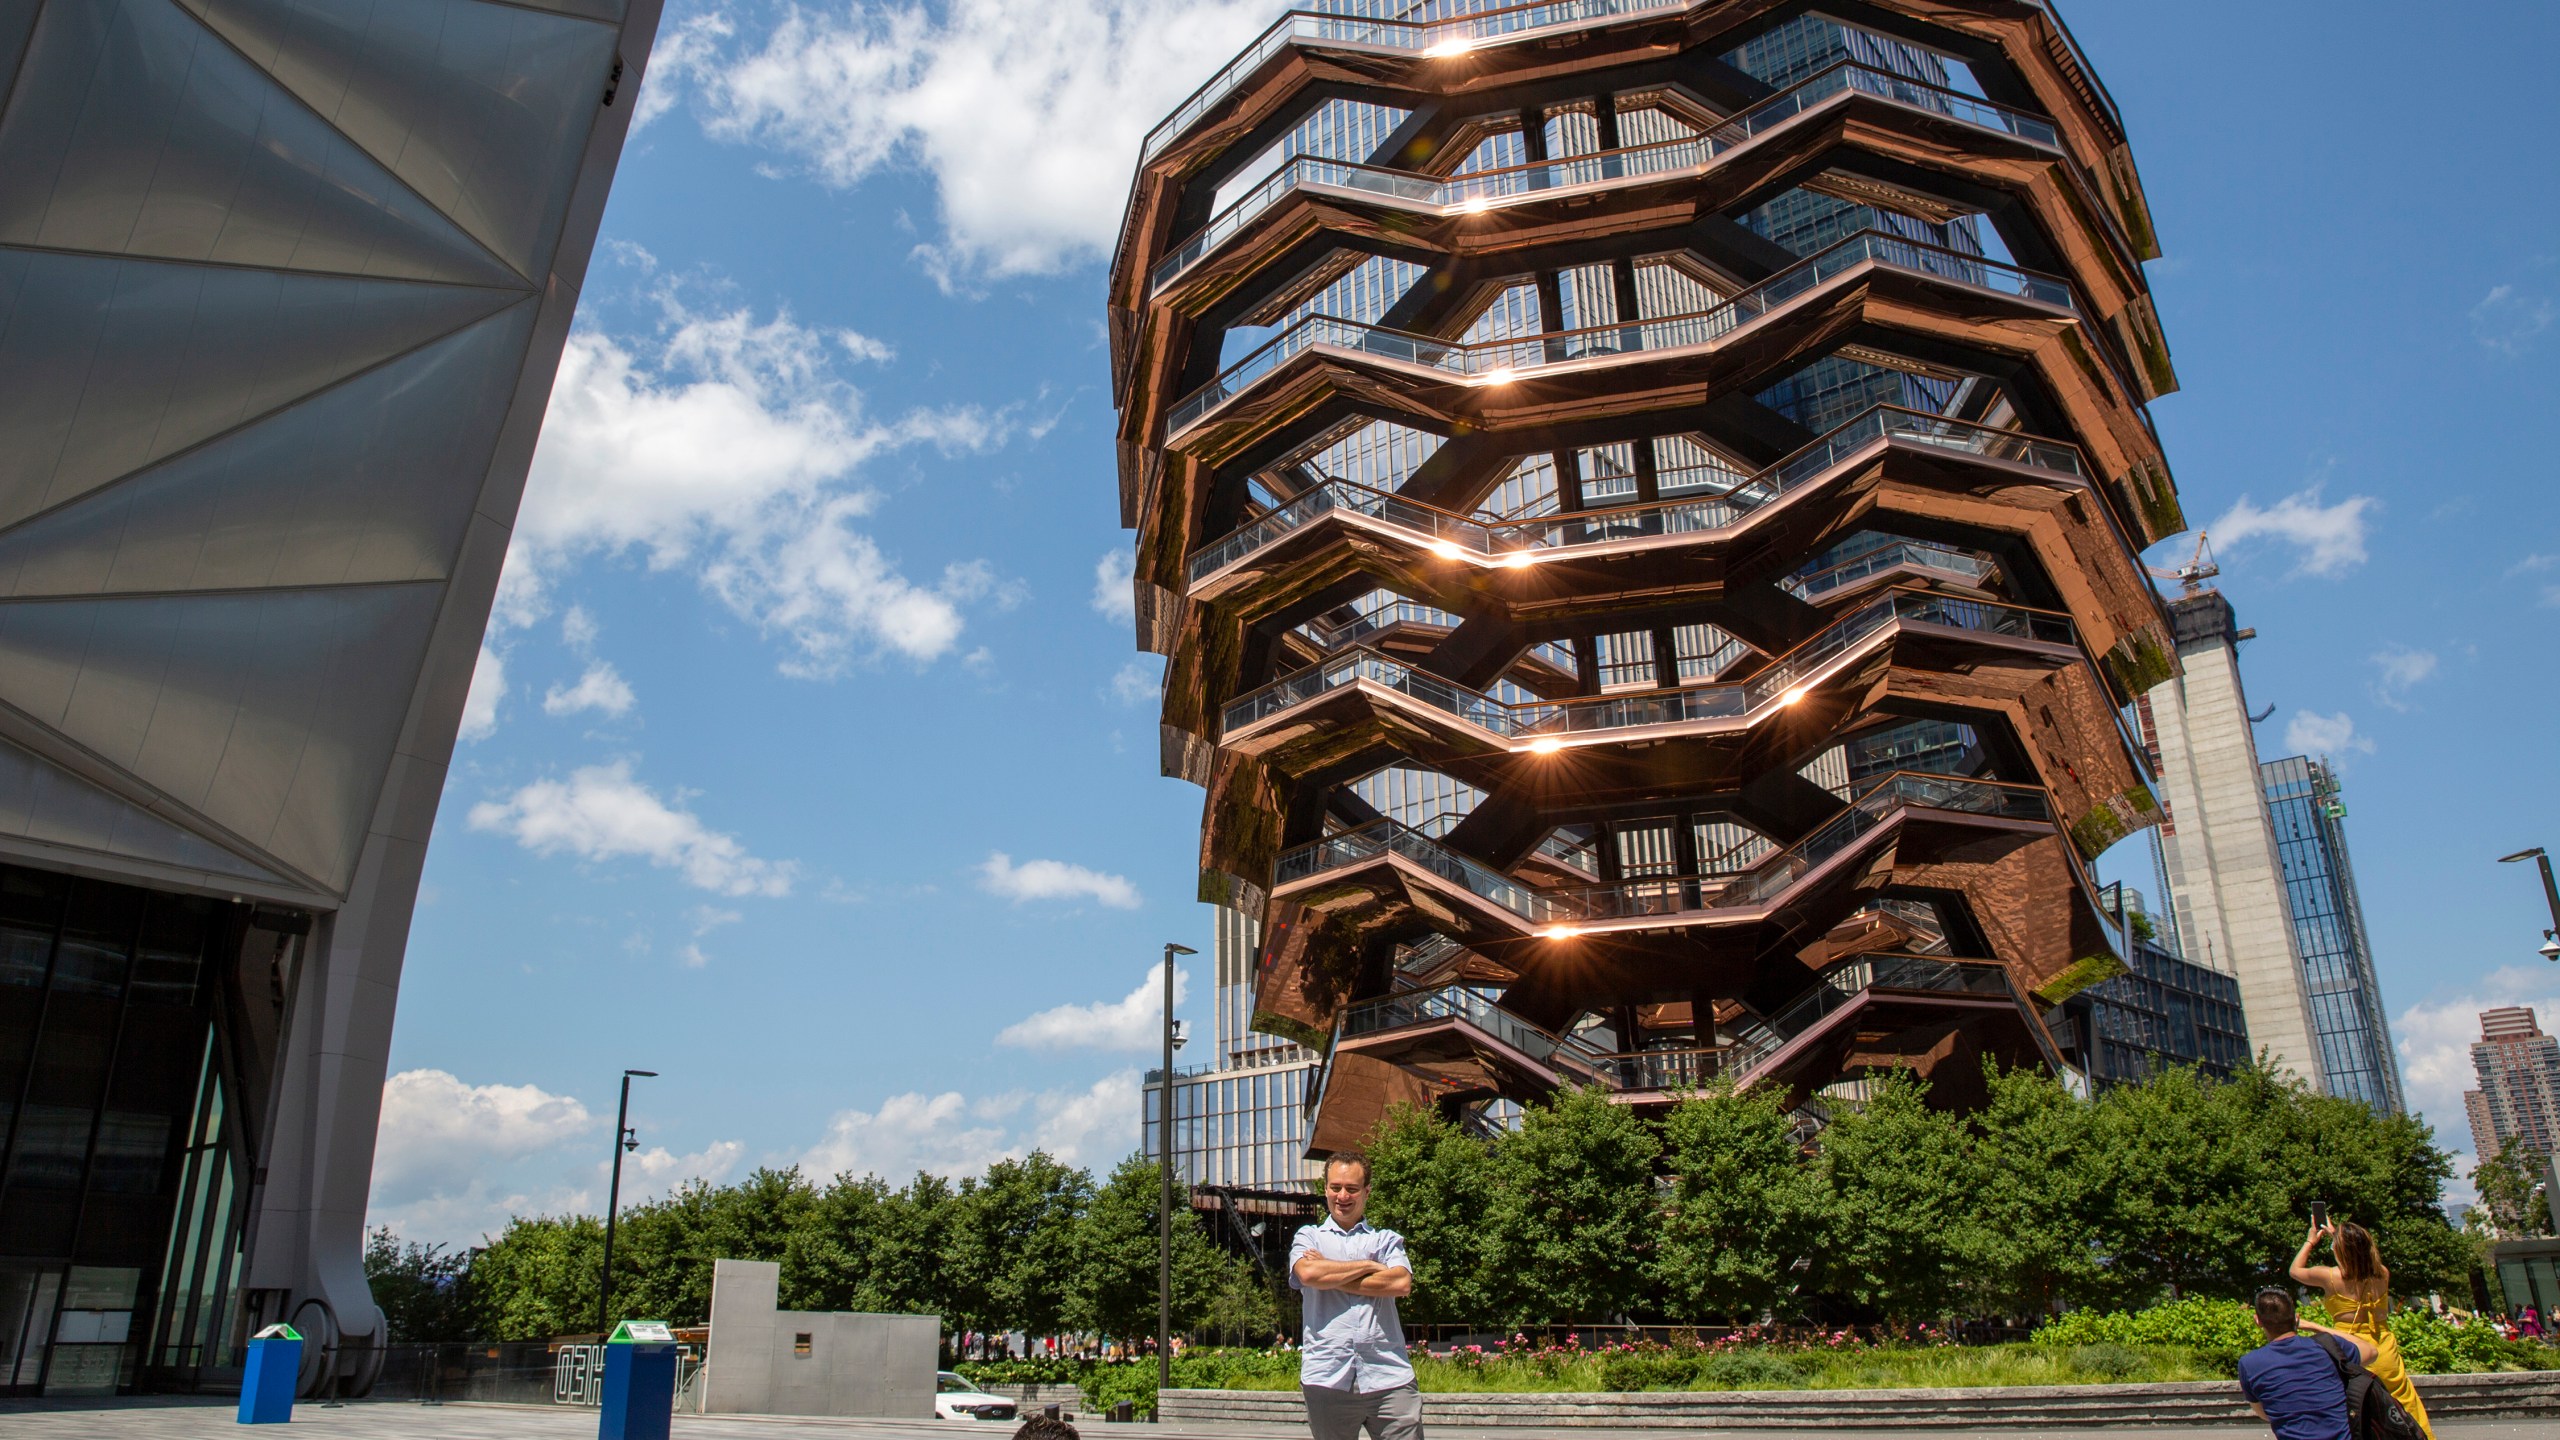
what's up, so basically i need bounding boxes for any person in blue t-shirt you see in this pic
[2238,1286,2379,1440]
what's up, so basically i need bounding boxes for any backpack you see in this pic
[2311,1333,2426,1440]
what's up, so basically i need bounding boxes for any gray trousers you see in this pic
[1303,1381,1423,1440]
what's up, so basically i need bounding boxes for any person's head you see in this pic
[2333,1220,2380,1284]
[1013,1417,1079,1440]
[1323,1153,1372,1227]
[2254,1287,2299,1339]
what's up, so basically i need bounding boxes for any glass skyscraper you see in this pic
[1141,905,1324,1194]
[2259,757,2404,1112]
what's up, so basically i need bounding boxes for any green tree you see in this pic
[1969,1064,2109,1316]
[1815,1072,1986,1322]
[1651,1083,1828,1325]
[1487,1087,1662,1325]
[464,1214,603,1340]
[947,1153,1093,1338]
[1069,1153,1237,1340]
[2471,1137,2553,1240]
[2089,1063,2284,1301]
[1365,1101,1503,1326]
[609,1167,818,1325]
[364,1227,474,1341]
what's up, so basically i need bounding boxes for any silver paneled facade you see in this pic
[0,0,662,1393]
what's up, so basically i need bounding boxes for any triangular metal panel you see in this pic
[173,0,619,282]
[0,733,291,887]
[0,583,444,893]
[496,0,623,26]
[0,247,523,533]
[0,0,528,288]
[0,299,539,598]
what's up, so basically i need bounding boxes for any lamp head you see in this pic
[2500,848,2547,864]
[1165,943,1198,956]
[2541,938,2560,963]
[625,1069,658,1078]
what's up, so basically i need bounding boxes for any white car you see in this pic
[934,1371,1021,1422]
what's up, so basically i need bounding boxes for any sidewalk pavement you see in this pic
[0,1399,2551,1440]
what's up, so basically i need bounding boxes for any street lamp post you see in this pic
[1157,941,1196,1418]
[2496,848,2560,962]
[599,1069,658,1334]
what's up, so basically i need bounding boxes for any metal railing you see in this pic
[1340,983,1606,1074]
[1785,539,1992,600]
[1140,0,1686,165]
[1275,771,2050,930]
[1167,228,2074,435]
[1190,403,2083,586]
[1152,60,2058,291]
[1224,588,2075,739]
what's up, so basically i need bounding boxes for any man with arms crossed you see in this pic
[1288,1155,1418,1440]
[2239,1287,2379,1440]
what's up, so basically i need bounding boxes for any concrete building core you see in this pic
[2139,591,2322,1082]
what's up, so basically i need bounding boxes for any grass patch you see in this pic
[1196,1342,2223,1394]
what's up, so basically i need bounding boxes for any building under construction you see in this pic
[1109,0,2187,1151]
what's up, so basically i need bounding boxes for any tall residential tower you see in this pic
[1110,1,2186,1151]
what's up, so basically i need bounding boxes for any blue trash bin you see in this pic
[598,1320,678,1440]
[238,1324,302,1425]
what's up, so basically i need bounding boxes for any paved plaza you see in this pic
[0,1400,2552,1440]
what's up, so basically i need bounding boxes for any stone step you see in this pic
[1161,1369,2559,1429]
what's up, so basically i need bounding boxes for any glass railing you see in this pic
[1272,771,2050,932]
[1340,983,1608,1073]
[1295,598,1456,650]
[1785,540,1992,600]
[1151,61,2057,291]
[1592,1047,1727,1090]
[1223,588,2075,738]
[1167,228,2076,434]
[1724,953,2018,1078]
[1141,0,1686,165]
[1188,404,2085,585]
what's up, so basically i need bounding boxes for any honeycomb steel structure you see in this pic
[1109,0,2186,1151]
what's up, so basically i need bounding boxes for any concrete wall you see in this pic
[701,1259,937,1419]
[2143,593,2319,1083]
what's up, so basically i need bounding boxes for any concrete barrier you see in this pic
[1160,1369,2560,1430]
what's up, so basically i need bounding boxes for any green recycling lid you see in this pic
[608,1320,674,1344]
[252,1323,302,1341]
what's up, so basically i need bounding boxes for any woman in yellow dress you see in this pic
[2291,1219,2433,1438]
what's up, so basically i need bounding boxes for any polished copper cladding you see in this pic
[1110,1,2184,1150]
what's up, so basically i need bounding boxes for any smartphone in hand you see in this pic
[2309,1200,2329,1228]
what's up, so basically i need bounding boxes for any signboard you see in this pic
[611,1321,675,1344]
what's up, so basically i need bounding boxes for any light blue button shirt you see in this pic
[1287,1216,1414,1393]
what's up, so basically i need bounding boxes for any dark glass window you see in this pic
[50,884,137,998]
[89,1113,172,1195]
[9,1103,93,1188]
[130,899,211,1009]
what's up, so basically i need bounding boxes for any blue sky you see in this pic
[367,0,2560,1244]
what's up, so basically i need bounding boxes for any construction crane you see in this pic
[2145,531,2218,595]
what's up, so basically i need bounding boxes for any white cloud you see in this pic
[2368,646,2438,712]
[682,905,743,968]
[522,290,1013,674]
[997,964,1186,1051]
[671,0,1277,282]
[1108,657,1159,705]
[562,606,601,651]
[2471,284,2554,356]
[2209,486,2376,577]
[469,761,796,897]
[1092,548,1136,621]
[799,1071,1142,1180]
[606,1139,748,1204]
[977,851,1141,909]
[459,645,507,742]
[544,661,638,719]
[370,1069,595,1210]
[2284,710,2374,759]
